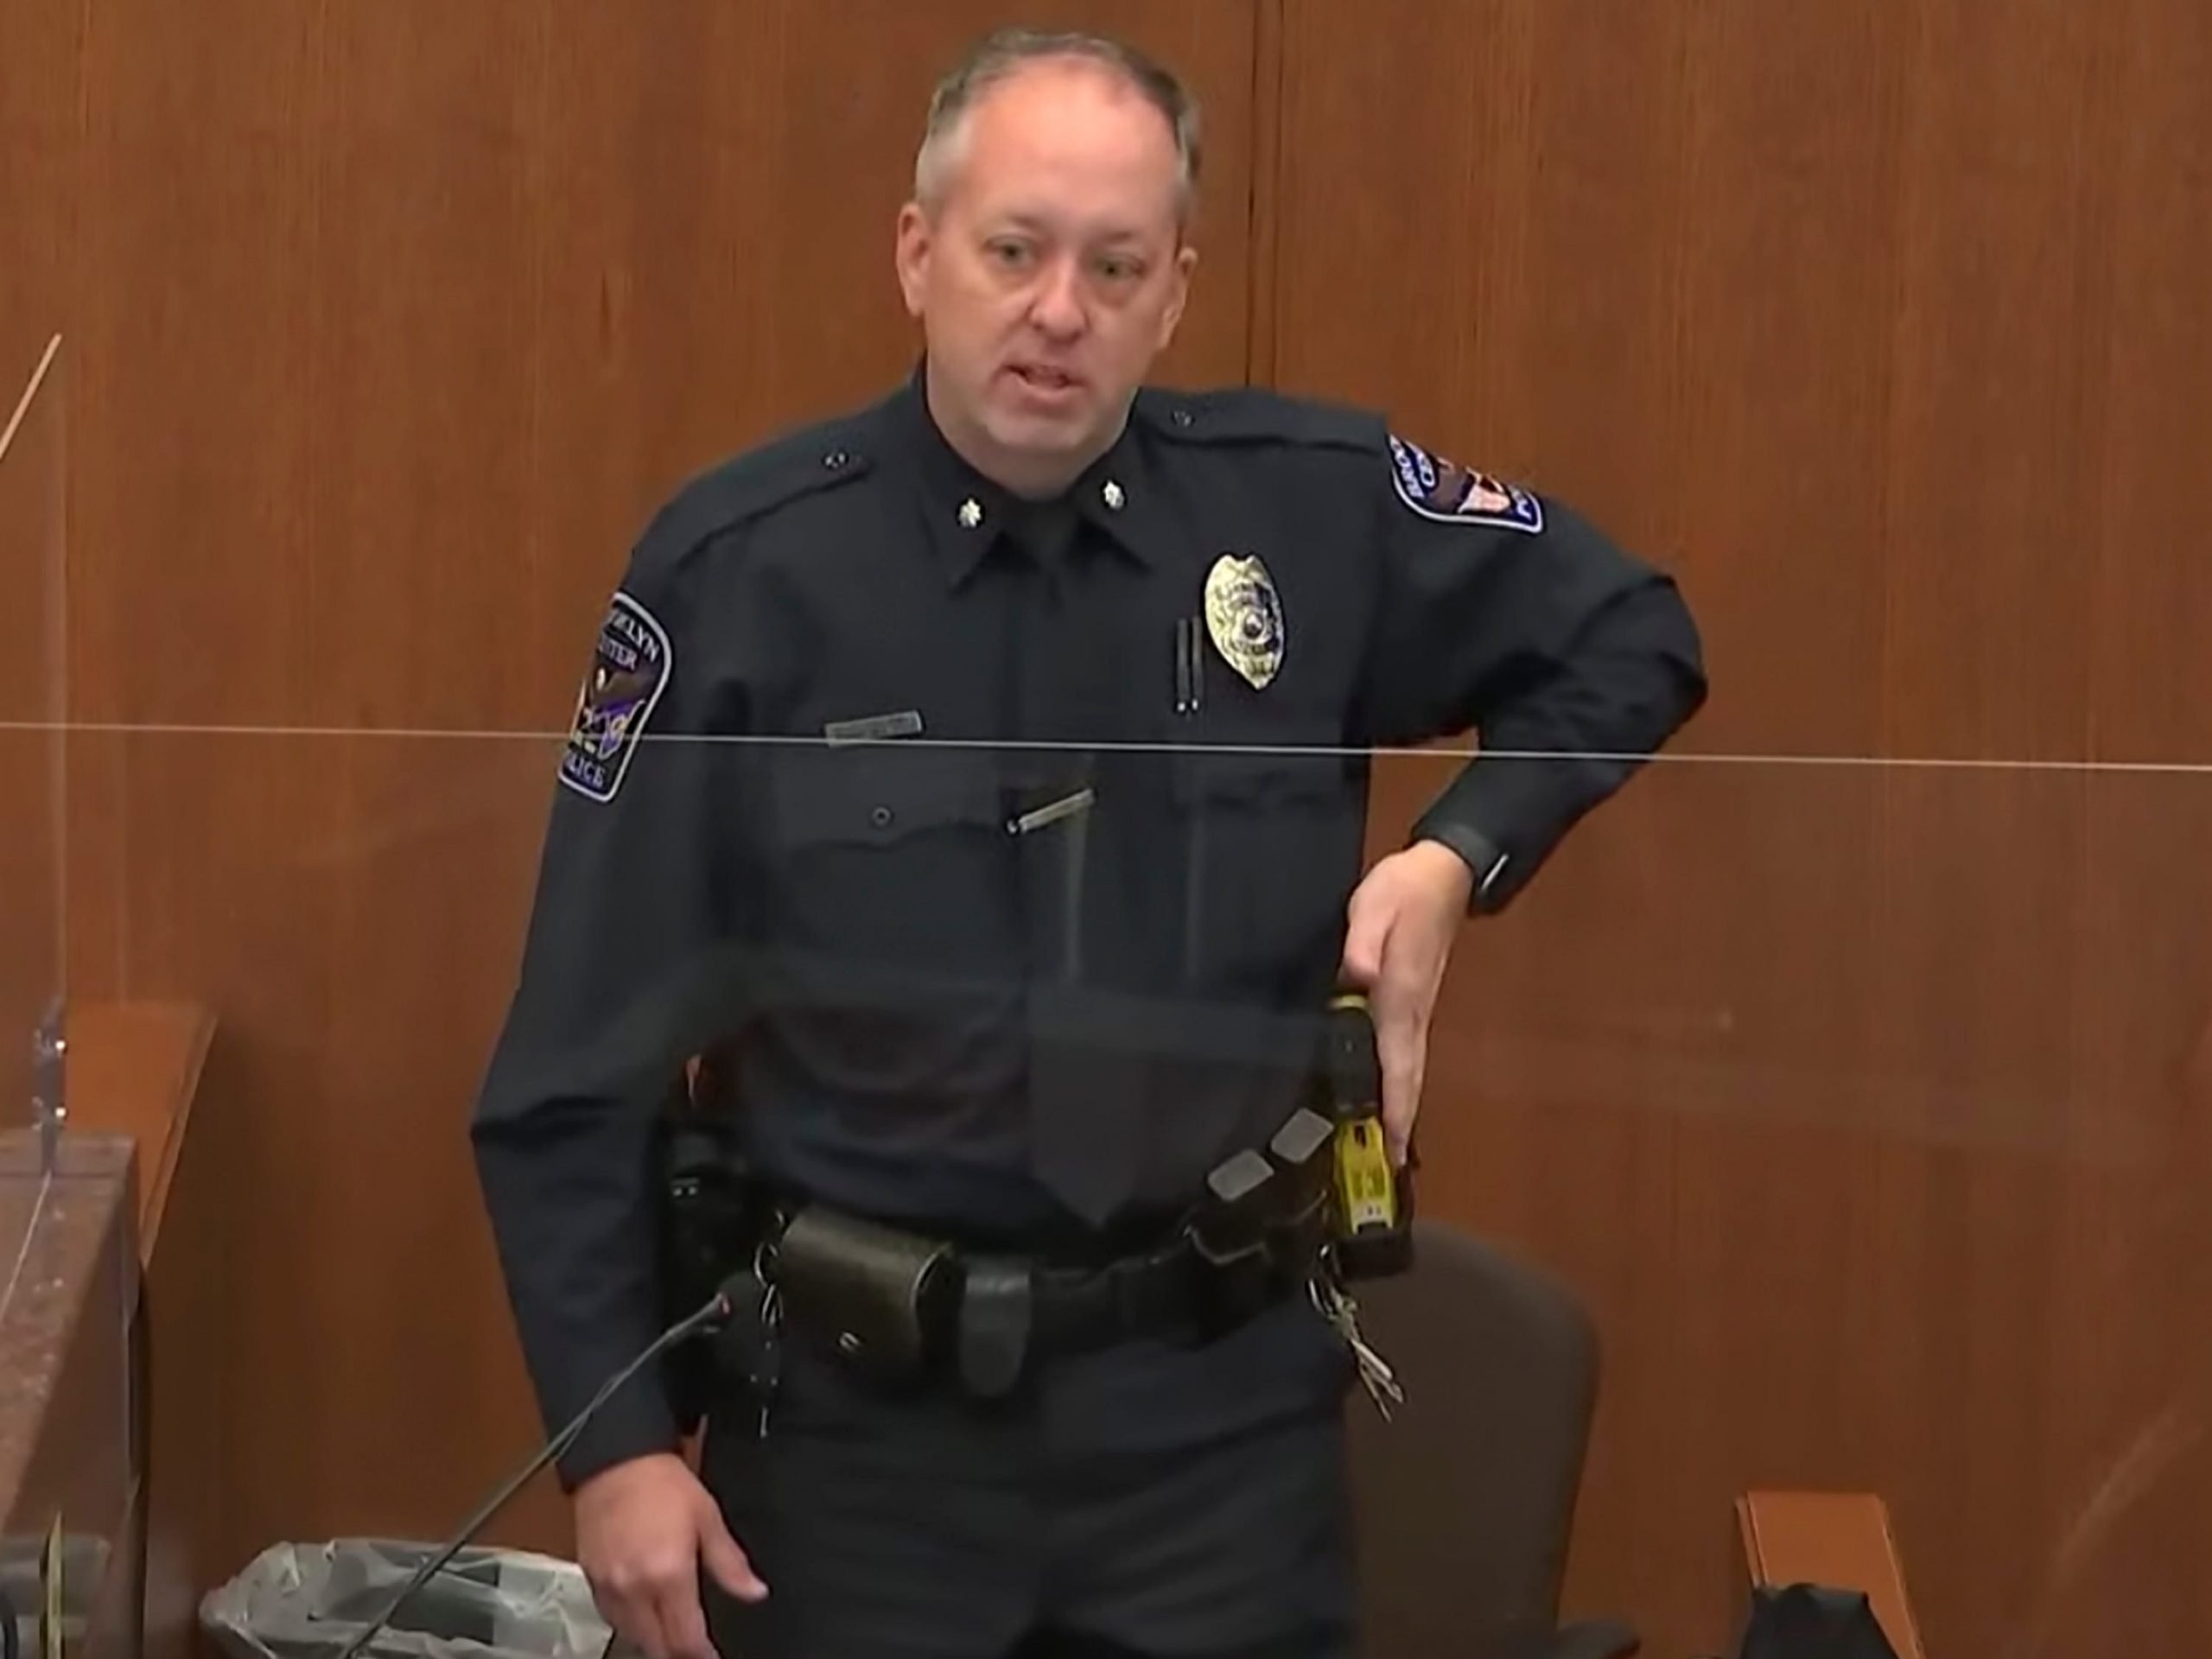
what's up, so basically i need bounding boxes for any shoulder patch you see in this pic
[558,591,673,803]
[1136,387,1379,453]
[1388,435,1544,534]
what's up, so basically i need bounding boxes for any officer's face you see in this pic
[896,61,1198,494]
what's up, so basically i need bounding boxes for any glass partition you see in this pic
[0,334,66,1267]
[0,1132,137,1659]
[80,717,2212,1653]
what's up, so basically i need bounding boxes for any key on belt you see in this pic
[1311,1266,1405,1420]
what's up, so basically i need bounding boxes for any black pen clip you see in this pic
[1173,617,1205,717]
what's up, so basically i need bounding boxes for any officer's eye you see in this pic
[1096,254,1145,283]
[986,239,1034,270]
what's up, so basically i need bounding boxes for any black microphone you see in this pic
[333,1279,748,1659]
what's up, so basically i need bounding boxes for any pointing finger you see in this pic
[1369,975,1424,1168]
[697,1505,767,1605]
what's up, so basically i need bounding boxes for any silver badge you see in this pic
[1204,553,1286,690]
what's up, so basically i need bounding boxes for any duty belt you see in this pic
[747,1185,1330,1402]
[664,1050,1412,1425]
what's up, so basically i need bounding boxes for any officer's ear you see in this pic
[1157,241,1198,350]
[894,201,934,320]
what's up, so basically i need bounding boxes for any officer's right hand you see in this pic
[574,1452,767,1659]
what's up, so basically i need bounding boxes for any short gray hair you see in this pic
[914,28,1203,228]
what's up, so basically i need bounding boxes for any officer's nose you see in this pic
[1027,258,1089,343]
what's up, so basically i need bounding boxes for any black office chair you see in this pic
[1345,1219,1638,1659]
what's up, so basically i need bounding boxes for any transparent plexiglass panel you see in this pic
[82,712,2212,1653]
[0,334,67,1301]
[0,1133,135,1659]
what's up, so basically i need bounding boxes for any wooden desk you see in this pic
[66,1002,223,1659]
[66,1004,213,1255]
[0,1134,137,1659]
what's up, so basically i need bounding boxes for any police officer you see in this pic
[472,26,1705,1659]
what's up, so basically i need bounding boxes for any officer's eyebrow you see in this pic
[987,209,1159,248]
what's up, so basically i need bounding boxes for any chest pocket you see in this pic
[1171,747,1364,997]
[766,747,1008,970]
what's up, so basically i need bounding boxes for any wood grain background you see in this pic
[7,2,2212,1653]
[1290,3,2212,1650]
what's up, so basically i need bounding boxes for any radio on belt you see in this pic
[1321,992,1414,1279]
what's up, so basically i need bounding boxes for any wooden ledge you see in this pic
[63,1001,215,1257]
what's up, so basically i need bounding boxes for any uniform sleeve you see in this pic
[1357,434,1707,911]
[470,531,743,1489]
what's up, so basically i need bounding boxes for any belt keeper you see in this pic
[957,1255,1033,1398]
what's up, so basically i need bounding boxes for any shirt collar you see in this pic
[891,362,1163,589]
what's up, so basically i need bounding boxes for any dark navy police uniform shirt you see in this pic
[471,370,1707,1484]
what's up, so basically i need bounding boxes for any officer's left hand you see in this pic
[1340,840,1476,1165]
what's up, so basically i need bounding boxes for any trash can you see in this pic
[201,1541,618,1659]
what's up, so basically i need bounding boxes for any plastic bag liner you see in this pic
[201,1541,617,1659]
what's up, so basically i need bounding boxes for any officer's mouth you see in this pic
[1003,362,1087,403]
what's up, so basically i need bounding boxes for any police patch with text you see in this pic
[559,591,673,803]
[1388,435,1545,534]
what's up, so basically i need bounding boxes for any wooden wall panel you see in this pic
[1275,1,2212,1655]
[2091,0,2212,765]
[48,0,1261,1579]
[0,1,84,391]
[68,0,1256,740]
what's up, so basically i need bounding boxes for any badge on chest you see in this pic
[1203,552,1286,691]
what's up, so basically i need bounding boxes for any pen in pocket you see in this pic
[1173,617,1205,716]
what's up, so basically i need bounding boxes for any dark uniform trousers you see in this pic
[700,1292,1360,1659]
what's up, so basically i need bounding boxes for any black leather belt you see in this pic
[1025,1235,1208,1351]
[760,1199,1320,1401]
